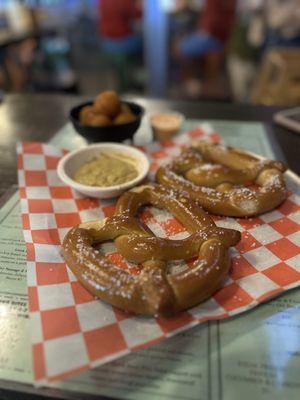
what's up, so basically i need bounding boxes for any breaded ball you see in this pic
[79,105,95,125]
[120,103,132,114]
[114,112,136,125]
[88,114,111,127]
[94,91,121,118]
[93,100,105,114]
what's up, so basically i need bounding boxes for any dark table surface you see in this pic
[0,94,299,400]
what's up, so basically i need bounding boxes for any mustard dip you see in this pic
[74,152,138,187]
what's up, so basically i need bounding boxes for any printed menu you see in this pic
[0,189,32,384]
[0,120,299,399]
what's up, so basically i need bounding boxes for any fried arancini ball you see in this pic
[88,114,111,127]
[94,91,121,118]
[120,103,132,114]
[114,112,136,125]
[92,100,105,114]
[79,105,95,124]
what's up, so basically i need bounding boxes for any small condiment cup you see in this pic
[57,143,150,199]
[150,112,185,141]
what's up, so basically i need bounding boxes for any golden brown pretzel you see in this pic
[156,141,287,217]
[62,184,241,316]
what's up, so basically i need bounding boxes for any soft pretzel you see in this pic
[156,141,287,217]
[62,184,241,316]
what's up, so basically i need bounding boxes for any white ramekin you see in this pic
[57,143,150,199]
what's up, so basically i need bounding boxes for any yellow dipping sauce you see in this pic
[74,152,138,187]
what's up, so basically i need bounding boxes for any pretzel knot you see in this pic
[156,141,287,217]
[63,184,241,316]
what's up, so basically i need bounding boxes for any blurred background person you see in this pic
[174,0,237,99]
[0,0,37,92]
[226,0,262,102]
[97,0,143,92]
[264,0,300,49]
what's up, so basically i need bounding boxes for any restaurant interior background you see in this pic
[0,0,299,107]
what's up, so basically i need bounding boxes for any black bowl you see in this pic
[69,101,144,142]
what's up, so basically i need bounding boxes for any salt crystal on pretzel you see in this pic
[62,184,241,316]
[156,141,287,217]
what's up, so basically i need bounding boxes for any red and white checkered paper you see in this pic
[17,125,300,385]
